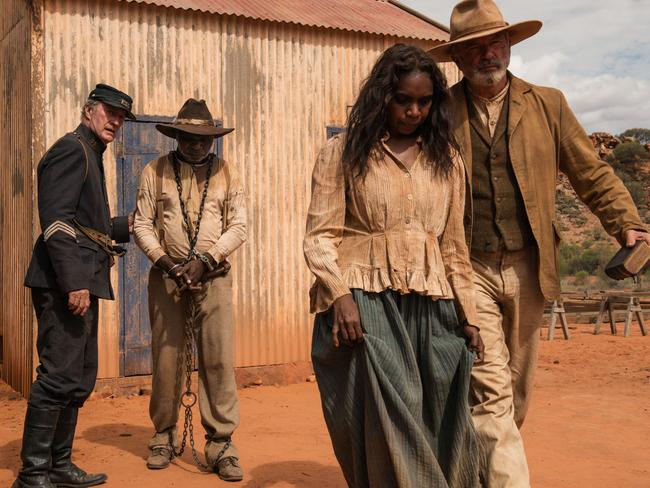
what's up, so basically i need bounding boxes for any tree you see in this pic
[620,128,650,144]
[612,141,648,164]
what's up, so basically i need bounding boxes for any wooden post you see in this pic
[548,301,557,340]
[594,296,607,335]
[624,297,634,337]
[595,293,648,337]
[548,300,570,340]
[608,303,617,335]
[636,305,648,336]
[623,297,648,337]
[559,302,571,340]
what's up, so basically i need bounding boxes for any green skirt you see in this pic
[312,290,480,488]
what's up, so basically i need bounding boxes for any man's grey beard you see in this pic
[466,66,508,88]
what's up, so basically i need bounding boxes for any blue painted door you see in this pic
[117,117,175,376]
[116,117,223,377]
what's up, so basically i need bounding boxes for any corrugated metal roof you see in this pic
[119,0,450,41]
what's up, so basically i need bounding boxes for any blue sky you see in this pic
[401,0,650,134]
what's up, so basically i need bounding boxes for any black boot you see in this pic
[12,406,60,488]
[48,406,107,487]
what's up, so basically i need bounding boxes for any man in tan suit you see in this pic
[429,1,650,486]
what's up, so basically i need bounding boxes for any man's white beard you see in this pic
[466,66,507,88]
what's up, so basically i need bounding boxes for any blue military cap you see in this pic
[88,83,135,120]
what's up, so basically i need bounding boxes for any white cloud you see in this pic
[508,53,567,87]
[509,54,650,133]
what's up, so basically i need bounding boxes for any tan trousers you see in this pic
[147,267,239,461]
[469,248,545,488]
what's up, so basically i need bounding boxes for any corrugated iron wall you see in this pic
[1,0,35,395]
[41,0,460,377]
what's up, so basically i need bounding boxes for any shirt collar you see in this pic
[381,132,423,145]
[75,123,107,154]
[467,79,510,106]
[380,133,423,169]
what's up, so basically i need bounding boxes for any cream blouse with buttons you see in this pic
[303,134,478,327]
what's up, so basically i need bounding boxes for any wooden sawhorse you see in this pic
[594,294,648,337]
[547,299,571,340]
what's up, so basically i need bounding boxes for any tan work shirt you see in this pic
[469,81,510,138]
[134,154,247,264]
[303,134,478,326]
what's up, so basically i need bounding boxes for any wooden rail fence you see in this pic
[544,291,649,340]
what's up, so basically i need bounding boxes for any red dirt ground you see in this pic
[1,324,649,488]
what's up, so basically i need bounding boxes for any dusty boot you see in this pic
[215,457,243,482]
[49,406,106,487]
[146,445,172,470]
[206,437,243,482]
[146,428,176,470]
[12,406,60,488]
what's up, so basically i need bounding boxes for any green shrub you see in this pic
[626,181,647,207]
[612,142,648,164]
[573,214,587,226]
[575,249,600,274]
[574,270,589,285]
[559,241,616,276]
[620,128,650,145]
[590,228,606,241]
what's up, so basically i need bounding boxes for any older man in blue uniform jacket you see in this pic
[16,84,135,488]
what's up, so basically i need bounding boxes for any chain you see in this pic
[166,151,224,471]
[168,297,212,470]
[171,151,214,257]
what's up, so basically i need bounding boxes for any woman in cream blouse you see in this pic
[304,44,483,488]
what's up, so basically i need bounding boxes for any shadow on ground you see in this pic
[82,423,151,461]
[0,438,21,476]
[82,423,218,475]
[242,461,345,488]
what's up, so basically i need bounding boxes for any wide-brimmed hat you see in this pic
[428,0,542,62]
[88,83,136,120]
[156,99,234,138]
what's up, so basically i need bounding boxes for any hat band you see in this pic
[451,20,509,41]
[174,118,214,126]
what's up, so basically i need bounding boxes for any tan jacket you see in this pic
[451,74,647,300]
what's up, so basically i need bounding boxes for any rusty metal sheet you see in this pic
[36,0,458,378]
[118,0,450,41]
[1,0,35,396]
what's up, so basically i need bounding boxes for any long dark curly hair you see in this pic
[342,43,458,177]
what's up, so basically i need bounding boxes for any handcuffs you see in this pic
[196,252,215,272]
[163,252,231,283]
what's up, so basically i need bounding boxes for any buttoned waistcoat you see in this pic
[450,74,647,300]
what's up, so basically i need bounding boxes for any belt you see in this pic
[73,220,126,267]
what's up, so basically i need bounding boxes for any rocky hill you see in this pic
[555,132,649,289]
[556,133,650,245]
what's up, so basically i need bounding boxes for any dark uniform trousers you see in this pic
[29,288,99,409]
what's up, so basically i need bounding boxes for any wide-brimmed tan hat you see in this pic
[156,98,234,138]
[428,0,542,62]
